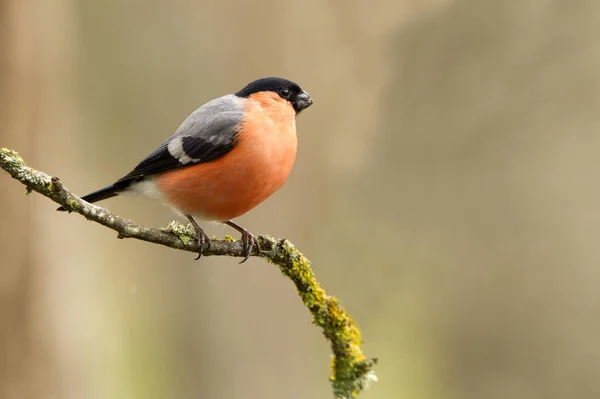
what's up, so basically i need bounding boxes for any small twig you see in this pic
[1,147,377,398]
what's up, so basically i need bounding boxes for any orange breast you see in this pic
[154,92,298,221]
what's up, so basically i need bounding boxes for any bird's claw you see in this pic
[223,220,259,263]
[239,231,259,264]
[193,229,210,260]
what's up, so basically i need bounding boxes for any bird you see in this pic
[58,77,313,263]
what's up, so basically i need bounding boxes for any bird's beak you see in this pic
[294,91,313,113]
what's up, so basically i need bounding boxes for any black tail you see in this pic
[57,184,121,211]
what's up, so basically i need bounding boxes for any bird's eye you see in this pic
[280,88,291,98]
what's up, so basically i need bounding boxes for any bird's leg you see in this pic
[186,214,210,260]
[224,220,259,263]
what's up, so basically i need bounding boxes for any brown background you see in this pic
[2,1,600,398]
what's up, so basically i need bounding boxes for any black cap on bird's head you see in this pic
[235,77,313,114]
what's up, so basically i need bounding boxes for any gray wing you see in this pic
[115,94,245,184]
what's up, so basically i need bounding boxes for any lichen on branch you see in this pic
[0,147,377,398]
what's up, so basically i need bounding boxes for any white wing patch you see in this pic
[167,137,201,164]
[208,135,222,144]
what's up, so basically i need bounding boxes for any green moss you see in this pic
[265,238,376,398]
[161,221,195,244]
[1,148,25,164]
[224,234,235,242]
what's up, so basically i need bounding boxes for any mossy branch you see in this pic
[0,147,377,398]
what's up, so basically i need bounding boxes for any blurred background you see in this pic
[2,0,600,398]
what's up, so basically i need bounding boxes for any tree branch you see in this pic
[1,147,377,398]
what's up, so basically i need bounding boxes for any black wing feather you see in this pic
[57,96,245,209]
[116,135,237,184]
[115,103,242,184]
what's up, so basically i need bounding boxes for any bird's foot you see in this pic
[192,228,211,260]
[225,220,259,263]
[239,229,259,264]
[186,214,210,260]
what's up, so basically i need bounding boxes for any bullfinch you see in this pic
[58,77,313,262]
